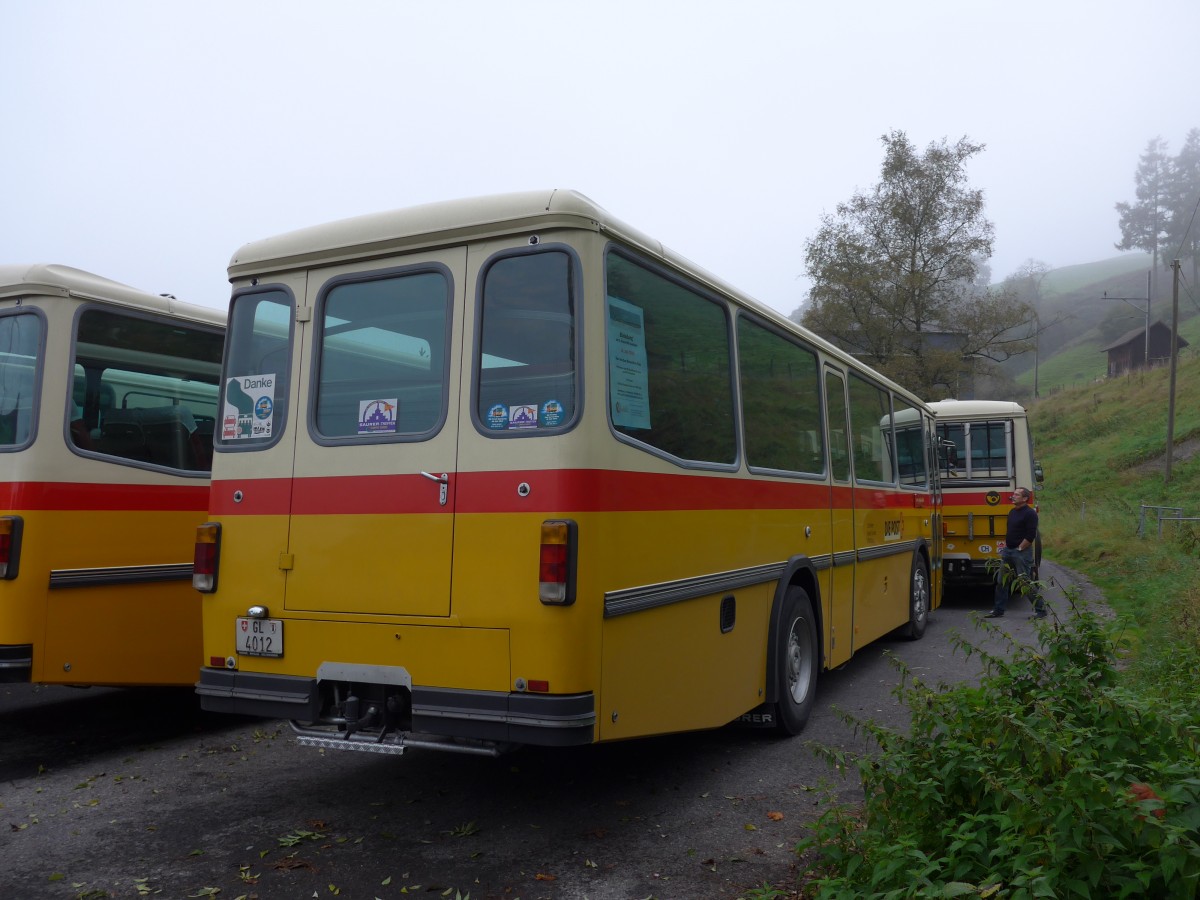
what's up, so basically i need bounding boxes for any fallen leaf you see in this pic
[535,873,557,881]
[767,811,784,821]
[273,858,317,872]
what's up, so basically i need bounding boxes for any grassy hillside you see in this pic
[1029,350,1200,662]
[1038,253,1151,295]
[1001,254,1200,395]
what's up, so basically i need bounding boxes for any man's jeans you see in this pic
[993,546,1036,614]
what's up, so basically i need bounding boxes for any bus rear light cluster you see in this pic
[0,516,23,580]
[193,522,221,592]
[538,519,577,606]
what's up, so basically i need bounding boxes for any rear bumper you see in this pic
[196,667,596,747]
[942,556,995,586]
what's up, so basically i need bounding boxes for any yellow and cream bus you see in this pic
[194,190,942,755]
[930,399,1043,589]
[0,264,225,686]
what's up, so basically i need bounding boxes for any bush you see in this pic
[797,593,1200,899]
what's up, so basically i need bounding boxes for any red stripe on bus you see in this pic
[0,481,211,512]
[209,471,932,516]
[941,493,1008,507]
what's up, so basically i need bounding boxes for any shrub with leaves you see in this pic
[797,592,1200,899]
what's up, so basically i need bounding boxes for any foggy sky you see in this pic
[3,0,1196,316]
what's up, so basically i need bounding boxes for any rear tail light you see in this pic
[538,519,577,605]
[193,522,221,592]
[0,516,24,580]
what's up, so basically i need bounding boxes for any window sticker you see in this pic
[607,296,651,429]
[358,398,398,435]
[223,374,275,439]
[539,399,564,428]
[485,403,509,430]
[508,404,538,430]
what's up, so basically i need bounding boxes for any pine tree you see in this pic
[1115,136,1173,300]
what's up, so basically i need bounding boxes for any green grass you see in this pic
[1030,351,1200,678]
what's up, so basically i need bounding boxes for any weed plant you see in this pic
[796,593,1200,899]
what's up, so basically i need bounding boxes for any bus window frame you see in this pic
[470,242,584,441]
[0,307,47,455]
[734,308,828,481]
[65,302,224,478]
[937,419,1014,484]
[307,262,457,447]
[891,395,931,491]
[602,244,741,473]
[215,284,297,455]
[847,371,898,488]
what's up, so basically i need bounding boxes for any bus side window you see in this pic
[605,252,735,465]
[737,315,823,475]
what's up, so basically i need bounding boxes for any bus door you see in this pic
[823,369,855,667]
[281,254,466,618]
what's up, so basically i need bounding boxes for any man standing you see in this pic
[985,487,1042,618]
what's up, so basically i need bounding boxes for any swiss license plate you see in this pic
[236,617,284,657]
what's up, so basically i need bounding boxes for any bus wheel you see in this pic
[902,554,930,640]
[774,586,818,735]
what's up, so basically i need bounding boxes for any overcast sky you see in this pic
[4,1,1196,317]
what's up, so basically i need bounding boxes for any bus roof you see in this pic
[228,189,929,407]
[0,263,225,327]
[928,399,1027,419]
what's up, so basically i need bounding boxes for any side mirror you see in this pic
[1034,462,1044,485]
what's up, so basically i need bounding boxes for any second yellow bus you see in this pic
[0,264,225,686]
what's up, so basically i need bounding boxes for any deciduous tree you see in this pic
[799,130,1033,397]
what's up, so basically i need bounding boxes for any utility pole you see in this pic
[1102,270,1151,367]
[1165,260,1181,484]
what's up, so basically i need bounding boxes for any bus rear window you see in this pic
[476,251,577,434]
[0,312,43,449]
[313,271,450,440]
[219,290,292,447]
[0,314,43,451]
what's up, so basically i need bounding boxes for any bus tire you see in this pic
[773,585,819,735]
[902,553,930,640]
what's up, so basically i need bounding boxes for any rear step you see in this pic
[289,721,513,757]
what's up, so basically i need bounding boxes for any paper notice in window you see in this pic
[607,296,650,430]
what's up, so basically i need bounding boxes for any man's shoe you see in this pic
[984,611,1004,618]
[1033,611,1048,619]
